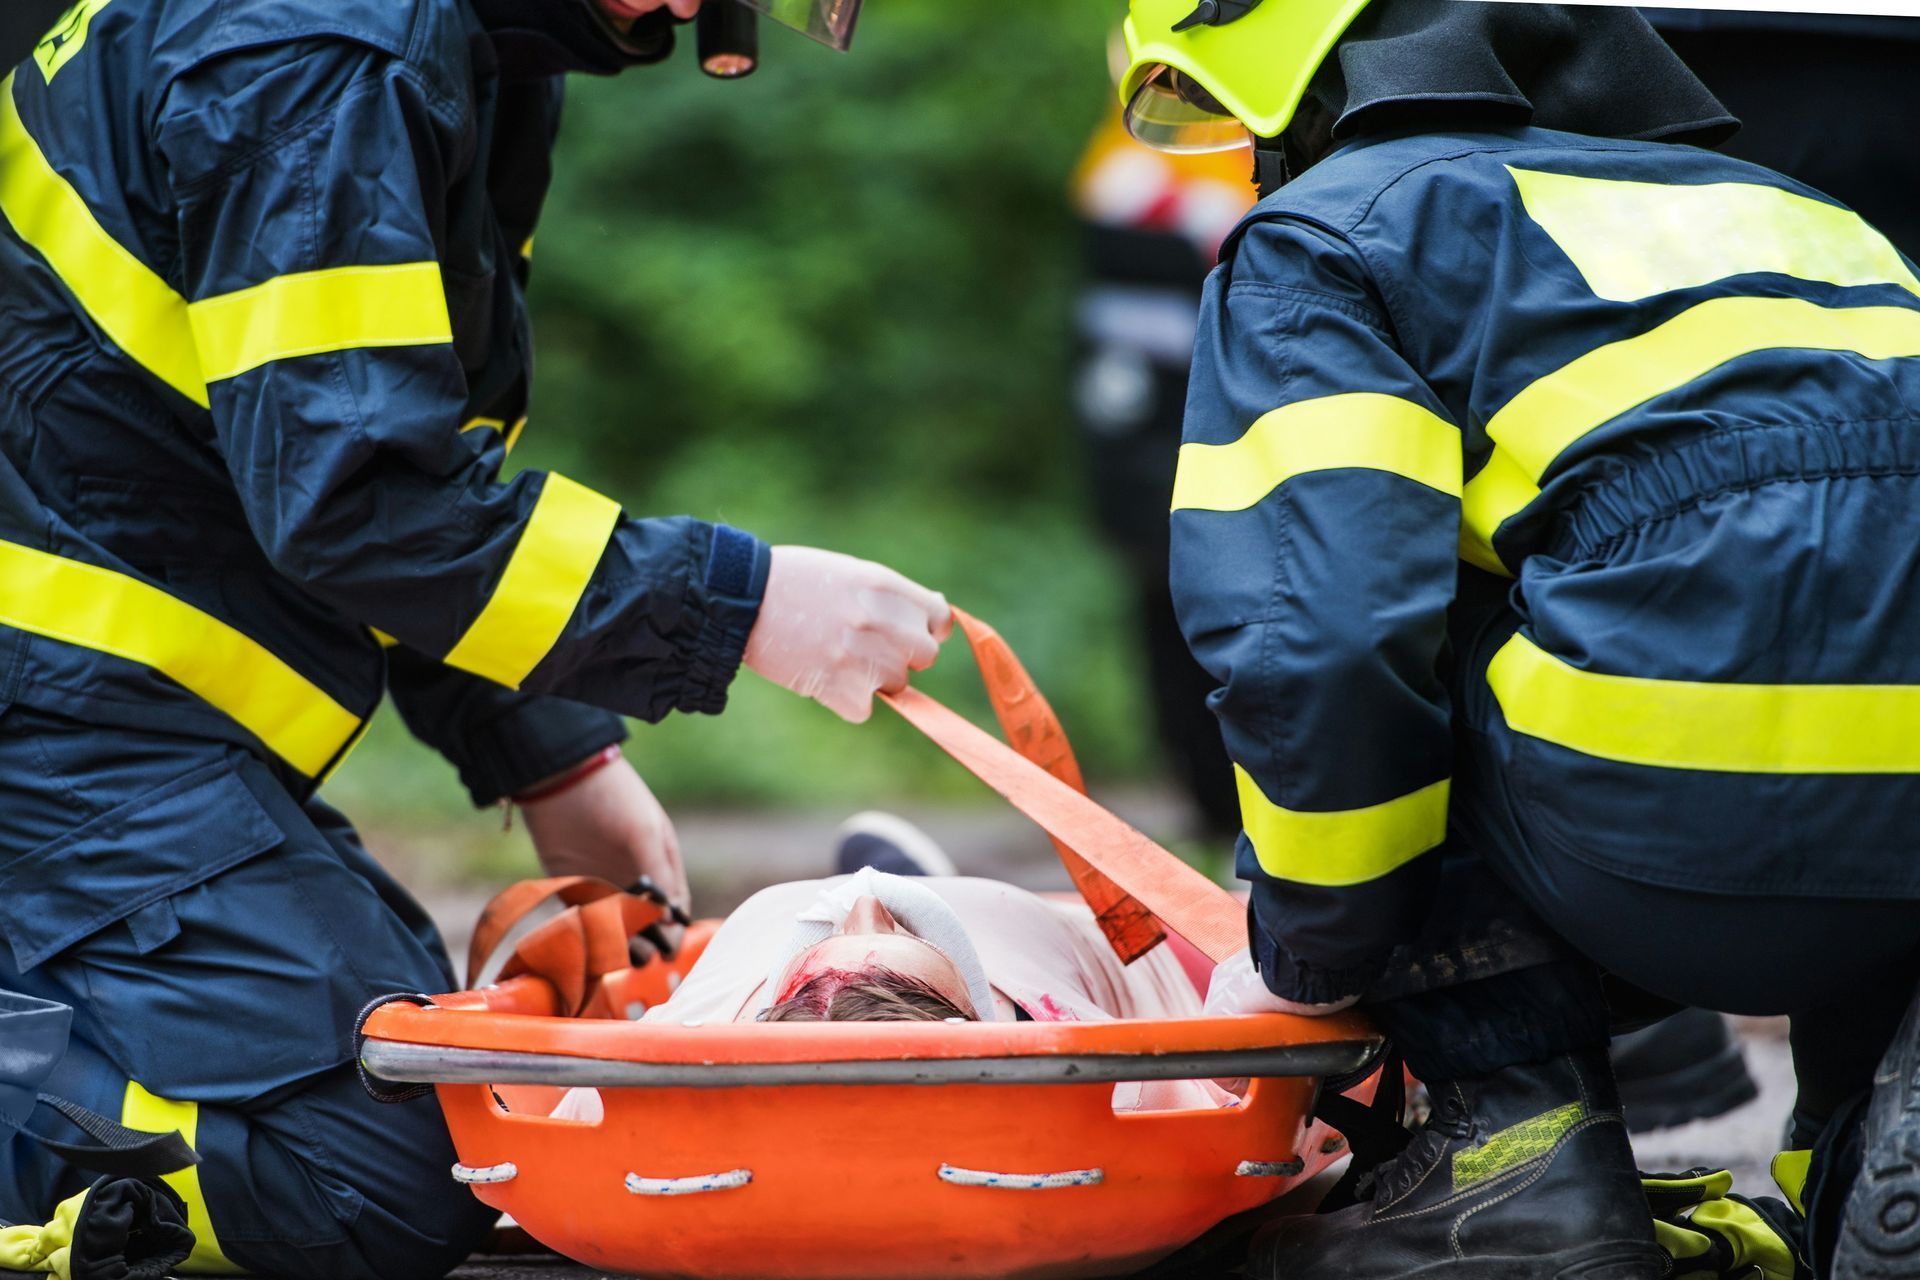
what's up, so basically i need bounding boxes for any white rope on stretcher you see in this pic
[1236,1159,1306,1178]
[937,1164,1104,1190]
[451,1162,518,1185]
[624,1169,754,1197]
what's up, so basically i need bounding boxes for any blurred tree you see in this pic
[336,3,1168,832]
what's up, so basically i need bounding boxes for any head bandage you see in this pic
[759,869,998,1020]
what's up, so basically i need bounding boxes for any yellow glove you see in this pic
[0,1178,193,1280]
[1643,1167,1808,1280]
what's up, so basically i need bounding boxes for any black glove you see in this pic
[0,1176,194,1280]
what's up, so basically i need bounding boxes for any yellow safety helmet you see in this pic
[1119,0,1374,153]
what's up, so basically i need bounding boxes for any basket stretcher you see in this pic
[359,611,1385,1279]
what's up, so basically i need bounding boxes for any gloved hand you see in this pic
[0,1176,193,1280]
[743,546,953,724]
[1202,946,1361,1018]
[1642,1167,1810,1280]
[521,753,690,961]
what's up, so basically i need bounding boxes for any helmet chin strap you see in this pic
[1253,133,1292,201]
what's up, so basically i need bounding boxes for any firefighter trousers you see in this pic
[0,703,496,1280]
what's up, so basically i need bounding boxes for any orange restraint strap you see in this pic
[884,608,1246,965]
[468,876,677,1016]
[941,611,1167,964]
[475,608,1245,1006]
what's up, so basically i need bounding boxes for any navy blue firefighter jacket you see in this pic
[0,0,767,801]
[1173,125,1920,1003]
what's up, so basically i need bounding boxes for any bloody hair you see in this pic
[759,967,978,1023]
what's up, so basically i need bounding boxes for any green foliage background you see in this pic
[330,3,1164,838]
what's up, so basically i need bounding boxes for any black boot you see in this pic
[1831,983,1920,1279]
[1611,1008,1758,1134]
[1252,1048,1662,1279]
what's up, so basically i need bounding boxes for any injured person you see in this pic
[552,813,1232,1117]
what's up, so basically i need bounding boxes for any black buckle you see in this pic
[1173,0,1265,32]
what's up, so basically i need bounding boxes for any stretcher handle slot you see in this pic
[359,1037,1376,1089]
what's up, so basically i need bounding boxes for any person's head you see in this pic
[759,894,983,1023]
[1117,1,1733,189]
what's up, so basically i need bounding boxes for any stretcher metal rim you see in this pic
[359,1037,1378,1088]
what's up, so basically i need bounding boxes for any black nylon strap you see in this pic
[354,993,439,1104]
[32,1095,198,1179]
[1313,1045,1411,1212]
[1253,136,1291,201]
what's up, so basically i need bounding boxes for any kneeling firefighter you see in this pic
[1128,2,1920,1277]
[0,0,939,1277]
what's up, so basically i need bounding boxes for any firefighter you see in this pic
[0,0,940,1277]
[1128,1,1920,1276]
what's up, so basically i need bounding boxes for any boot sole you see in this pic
[1617,1041,1759,1133]
[1303,1244,1665,1280]
[1832,999,1920,1279]
[1833,1162,1920,1277]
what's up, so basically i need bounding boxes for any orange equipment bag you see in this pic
[358,611,1383,1280]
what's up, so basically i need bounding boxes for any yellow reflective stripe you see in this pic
[1172,392,1460,512]
[34,0,115,83]
[1460,298,1920,569]
[1453,1102,1586,1191]
[460,416,527,454]
[1459,447,1534,577]
[3,74,449,401]
[0,540,362,776]
[1509,165,1920,303]
[1488,632,1920,774]
[122,1083,242,1274]
[1236,766,1449,887]
[188,262,452,384]
[444,474,621,687]
[0,72,208,406]
[1491,298,1920,480]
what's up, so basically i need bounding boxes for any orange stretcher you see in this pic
[358,612,1383,1280]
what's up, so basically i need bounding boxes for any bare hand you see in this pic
[600,0,702,20]
[520,754,690,962]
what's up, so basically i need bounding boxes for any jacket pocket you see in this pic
[0,756,447,1103]
[0,762,281,975]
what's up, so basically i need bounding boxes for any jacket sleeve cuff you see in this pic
[455,694,629,808]
[674,523,770,717]
[1247,897,1387,1006]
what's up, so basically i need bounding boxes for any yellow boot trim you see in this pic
[1452,1101,1587,1191]
[121,1083,242,1274]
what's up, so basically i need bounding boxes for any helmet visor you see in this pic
[1123,64,1252,154]
[736,0,863,50]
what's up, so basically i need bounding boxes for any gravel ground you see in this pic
[417,803,1799,1279]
